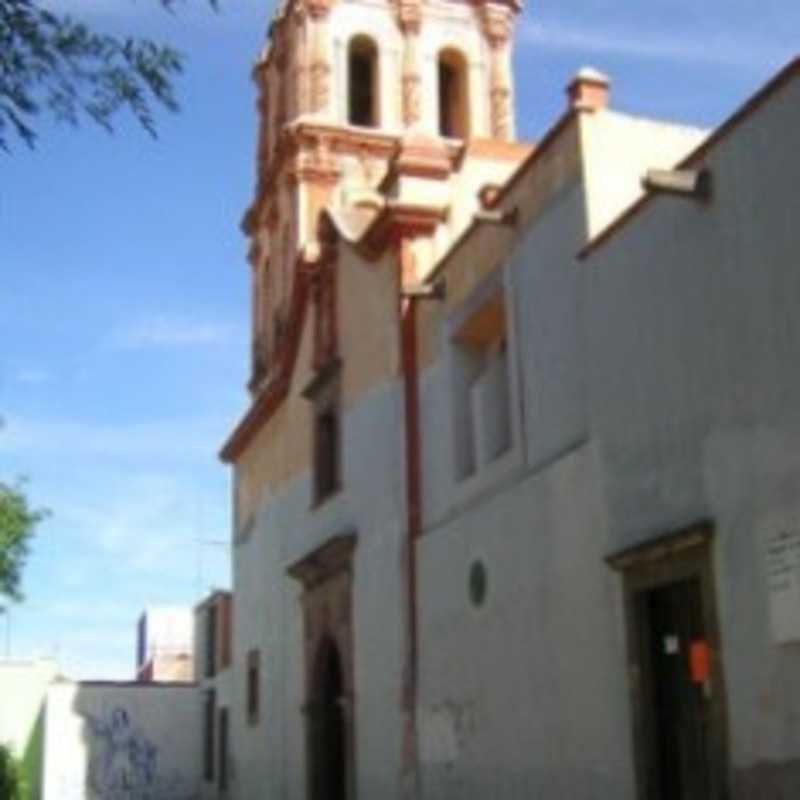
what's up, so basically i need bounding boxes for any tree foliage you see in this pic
[0,480,46,602]
[0,0,215,150]
[0,743,23,800]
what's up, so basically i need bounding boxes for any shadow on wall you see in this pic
[72,686,198,800]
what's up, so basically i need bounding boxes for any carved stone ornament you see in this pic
[310,61,331,112]
[490,85,512,139]
[402,73,422,126]
[305,0,332,20]
[397,0,421,33]
[481,6,512,47]
[287,532,357,589]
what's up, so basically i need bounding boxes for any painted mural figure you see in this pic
[82,707,162,800]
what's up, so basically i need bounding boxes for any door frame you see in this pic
[607,521,730,800]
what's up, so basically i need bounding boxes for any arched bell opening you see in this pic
[438,48,470,138]
[348,36,380,127]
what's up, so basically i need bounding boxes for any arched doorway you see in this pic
[309,636,347,800]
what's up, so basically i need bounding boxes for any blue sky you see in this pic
[0,0,797,679]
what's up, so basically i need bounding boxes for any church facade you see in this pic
[217,0,800,795]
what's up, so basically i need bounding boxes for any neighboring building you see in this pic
[0,658,61,800]
[42,681,200,800]
[194,591,233,800]
[136,606,194,683]
[216,0,800,795]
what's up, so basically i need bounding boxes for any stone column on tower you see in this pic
[307,0,333,115]
[398,0,423,127]
[482,3,515,140]
[293,8,310,116]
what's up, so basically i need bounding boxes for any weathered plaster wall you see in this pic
[42,683,200,800]
[583,74,800,796]
[415,142,627,799]
[411,96,749,799]
[231,377,408,799]
[418,443,635,799]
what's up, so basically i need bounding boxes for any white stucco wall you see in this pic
[231,375,408,800]
[0,658,58,757]
[42,682,201,800]
[580,108,707,237]
[413,71,800,798]
[582,71,800,795]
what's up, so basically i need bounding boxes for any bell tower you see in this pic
[241,0,523,393]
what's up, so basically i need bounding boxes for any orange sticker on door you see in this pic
[689,640,711,683]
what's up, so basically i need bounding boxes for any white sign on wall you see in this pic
[766,526,800,644]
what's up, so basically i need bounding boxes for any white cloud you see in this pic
[108,314,238,350]
[520,20,788,70]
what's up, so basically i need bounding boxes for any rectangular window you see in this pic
[205,604,218,679]
[303,364,343,507]
[452,291,511,480]
[314,405,340,503]
[247,649,260,725]
[203,689,216,782]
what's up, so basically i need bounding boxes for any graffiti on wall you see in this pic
[81,707,197,800]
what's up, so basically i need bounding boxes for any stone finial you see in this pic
[566,67,611,112]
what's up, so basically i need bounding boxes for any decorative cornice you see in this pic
[396,0,422,33]
[287,532,357,588]
[305,0,333,20]
[380,133,454,191]
[246,123,401,235]
[478,2,517,44]
[606,521,713,571]
[362,201,448,255]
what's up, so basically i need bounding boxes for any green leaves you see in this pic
[0,480,47,602]
[0,743,24,800]
[0,0,196,150]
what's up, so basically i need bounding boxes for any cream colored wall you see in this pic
[234,246,399,530]
[580,109,707,237]
[339,248,400,407]
[234,316,314,530]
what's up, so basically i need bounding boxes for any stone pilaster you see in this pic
[398,0,422,128]
[307,0,333,115]
[293,10,310,116]
[481,5,514,140]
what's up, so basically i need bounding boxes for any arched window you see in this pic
[438,49,469,138]
[348,36,379,127]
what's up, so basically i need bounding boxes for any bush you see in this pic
[0,743,23,800]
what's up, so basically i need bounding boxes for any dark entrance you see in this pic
[637,577,709,799]
[309,637,347,800]
[609,523,730,800]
